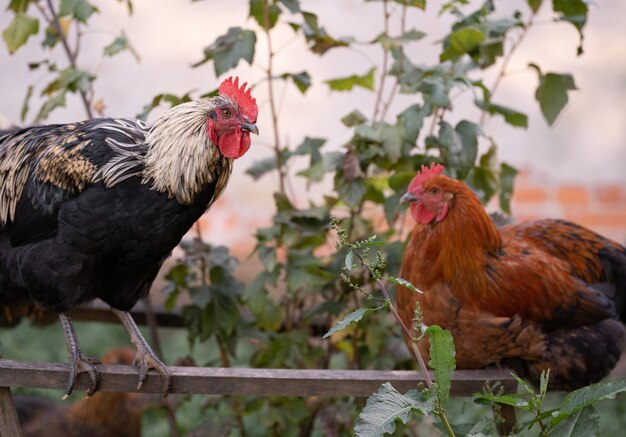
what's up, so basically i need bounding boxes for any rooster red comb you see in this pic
[409,163,445,191]
[219,77,258,123]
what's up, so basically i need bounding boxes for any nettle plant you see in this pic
[6,0,626,435]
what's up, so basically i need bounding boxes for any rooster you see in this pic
[0,77,258,397]
[15,348,145,437]
[397,163,626,390]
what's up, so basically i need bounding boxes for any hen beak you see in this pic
[241,121,259,135]
[400,192,419,205]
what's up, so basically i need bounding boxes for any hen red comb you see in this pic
[408,163,445,191]
[219,77,258,123]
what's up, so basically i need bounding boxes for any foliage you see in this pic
[4,0,617,436]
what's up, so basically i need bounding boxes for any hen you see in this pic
[397,163,626,389]
[0,77,258,397]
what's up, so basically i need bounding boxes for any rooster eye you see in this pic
[222,108,232,118]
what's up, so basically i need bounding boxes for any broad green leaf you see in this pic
[549,405,599,437]
[425,325,455,407]
[373,29,426,50]
[194,27,256,76]
[388,171,415,192]
[278,0,300,13]
[549,379,626,428]
[475,100,528,128]
[8,0,32,13]
[335,174,367,208]
[354,383,436,437]
[527,0,543,13]
[323,307,377,338]
[59,0,98,23]
[531,65,577,125]
[325,67,375,92]
[473,392,532,411]
[341,110,368,127]
[36,93,66,122]
[468,145,499,204]
[246,155,281,180]
[553,0,588,55]
[386,277,422,294]
[366,0,426,8]
[280,71,311,94]
[440,26,485,61]
[103,32,140,61]
[398,104,424,146]
[300,11,350,54]
[249,0,281,30]
[3,13,39,54]
[499,162,517,215]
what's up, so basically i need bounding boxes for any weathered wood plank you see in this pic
[0,359,516,398]
[0,387,24,437]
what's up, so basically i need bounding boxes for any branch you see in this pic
[263,0,286,195]
[380,2,408,121]
[479,9,537,127]
[372,0,390,122]
[44,0,94,119]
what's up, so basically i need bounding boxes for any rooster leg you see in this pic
[58,313,100,399]
[111,308,171,397]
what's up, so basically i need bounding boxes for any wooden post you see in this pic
[0,387,23,437]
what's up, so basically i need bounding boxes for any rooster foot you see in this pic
[58,313,101,399]
[112,308,172,398]
[133,344,172,397]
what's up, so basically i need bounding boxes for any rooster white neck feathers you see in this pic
[142,97,234,205]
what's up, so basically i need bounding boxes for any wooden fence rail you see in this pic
[0,360,518,436]
[0,359,516,397]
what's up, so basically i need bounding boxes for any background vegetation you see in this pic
[3,0,626,436]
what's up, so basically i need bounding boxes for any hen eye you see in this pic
[430,188,439,194]
[222,108,232,118]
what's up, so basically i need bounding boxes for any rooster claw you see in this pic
[133,349,171,398]
[64,352,101,399]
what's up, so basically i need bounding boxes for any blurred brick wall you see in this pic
[512,171,626,244]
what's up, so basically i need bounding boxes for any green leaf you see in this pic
[280,71,311,94]
[8,0,32,13]
[323,307,377,338]
[549,379,626,429]
[425,325,455,408]
[388,171,415,192]
[2,13,39,54]
[103,32,140,61]
[475,100,528,128]
[386,276,422,294]
[136,92,193,121]
[553,0,588,55]
[20,84,33,122]
[354,383,436,437]
[300,11,350,54]
[194,27,257,76]
[335,174,367,208]
[435,120,481,180]
[278,0,300,13]
[527,0,542,13]
[341,110,368,127]
[325,67,376,92]
[373,29,426,50]
[498,162,517,215]
[246,156,280,180]
[36,93,66,122]
[249,0,281,30]
[473,392,532,410]
[549,405,599,437]
[440,26,486,61]
[59,0,98,23]
[531,66,577,125]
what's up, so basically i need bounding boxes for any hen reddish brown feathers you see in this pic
[398,165,626,390]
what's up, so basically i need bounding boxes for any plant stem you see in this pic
[263,0,286,195]
[372,0,390,122]
[380,2,408,121]
[44,0,94,119]
[479,9,537,127]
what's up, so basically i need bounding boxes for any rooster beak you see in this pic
[241,122,259,135]
[400,192,419,204]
